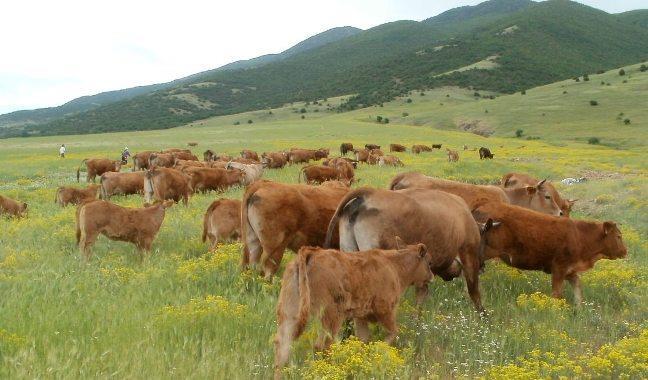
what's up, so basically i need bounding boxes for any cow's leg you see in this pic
[262,246,285,281]
[354,319,370,342]
[567,273,582,305]
[551,269,566,299]
[377,310,398,345]
[460,248,484,312]
[316,308,342,351]
[79,232,97,262]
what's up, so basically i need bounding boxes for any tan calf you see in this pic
[202,199,242,250]
[0,195,28,218]
[55,185,99,207]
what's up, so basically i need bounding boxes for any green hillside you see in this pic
[3,0,648,138]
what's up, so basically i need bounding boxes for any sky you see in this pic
[0,0,644,114]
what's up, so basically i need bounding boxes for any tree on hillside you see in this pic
[515,129,524,138]
[619,69,626,76]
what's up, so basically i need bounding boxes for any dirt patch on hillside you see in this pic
[579,170,626,181]
[456,119,494,137]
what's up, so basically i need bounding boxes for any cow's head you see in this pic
[114,161,123,171]
[600,221,627,259]
[560,199,577,217]
[398,240,433,286]
[19,202,28,217]
[524,179,563,216]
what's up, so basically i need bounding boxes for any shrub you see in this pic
[247,119,253,124]
[624,118,631,125]
[383,118,389,124]
[588,137,600,144]
[563,90,568,94]
[521,90,526,95]
[268,110,273,115]
[402,112,409,117]
[583,74,589,81]
[597,69,605,74]
[515,129,524,138]
[640,64,647,72]
[376,116,383,123]
[446,94,450,97]
[420,92,425,96]
[301,115,305,119]
[474,92,481,97]
[590,100,598,106]
[601,81,605,85]
[406,98,412,103]
[623,80,627,83]
[300,108,306,113]
[619,69,625,76]
[233,121,240,125]
[574,77,580,82]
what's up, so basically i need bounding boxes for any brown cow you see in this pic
[174,159,205,170]
[240,149,259,161]
[299,165,346,185]
[502,173,575,217]
[202,199,242,250]
[172,151,199,161]
[274,244,433,373]
[354,148,370,163]
[288,148,329,164]
[370,148,384,157]
[379,155,404,167]
[75,199,173,261]
[412,145,432,154]
[479,147,494,159]
[340,143,353,156]
[149,153,175,169]
[365,144,380,150]
[332,159,355,184]
[77,158,122,182]
[132,151,156,171]
[242,180,349,279]
[143,168,192,206]
[325,187,483,310]
[161,148,191,154]
[432,144,442,149]
[0,195,28,218]
[447,149,459,162]
[233,157,259,164]
[474,202,627,304]
[390,172,563,216]
[389,144,406,152]
[187,167,245,193]
[55,185,99,207]
[262,152,289,169]
[100,171,145,199]
[323,157,357,169]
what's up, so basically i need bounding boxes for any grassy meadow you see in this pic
[0,65,646,379]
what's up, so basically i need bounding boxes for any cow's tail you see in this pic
[296,249,312,336]
[241,181,265,268]
[203,200,220,243]
[54,187,61,204]
[324,187,372,248]
[77,159,88,182]
[388,171,411,190]
[99,175,107,200]
[75,203,86,245]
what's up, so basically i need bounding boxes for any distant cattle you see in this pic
[0,195,28,218]
[379,155,404,167]
[325,187,483,311]
[174,159,205,170]
[202,199,242,250]
[161,148,191,154]
[75,200,173,261]
[446,149,459,162]
[55,185,99,207]
[226,161,264,185]
[77,158,122,182]
[389,144,406,152]
[299,164,353,185]
[186,167,245,193]
[463,145,469,151]
[390,172,563,216]
[132,151,156,171]
[411,145,432,154]
[502,172,575,217]
[432,144,442,149]
[340,143,354,156]
[274,244,433,373]
[367,153,381,165]
[261,151,289,169]
[354,148,370,163]
[187,142,198,147]
[369,148,384,157]
[288,148,329,164]
[100,171,145,199]
[149,153,176,169]
[473,201,627,304]
[479,147,494,159]
[240,149,260,161]
[172,151,199,161]
[144,168,192,206]
[323,156,357,169]
[203,150,215,162]
[364,144,380,150]
[242,180,349,278]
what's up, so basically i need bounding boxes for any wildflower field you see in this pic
[0,65,646,378]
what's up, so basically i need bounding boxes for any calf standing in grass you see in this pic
[274,243,432,374]
[0,195,27,218]
[55,185,99,207]
[75,200,173,261]
[202,199,242,250]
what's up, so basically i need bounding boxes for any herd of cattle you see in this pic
[0,142,628,377]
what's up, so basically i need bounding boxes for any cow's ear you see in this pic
[536,179,547,189]
[394,236,404,250]
[567,199,578,208]
[417,244,427,258]
[603,221,616,235]
[22,203,28,210]
[525,185,537,195]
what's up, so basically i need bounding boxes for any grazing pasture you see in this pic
[0,72,646,378]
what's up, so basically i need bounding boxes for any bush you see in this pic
[590,100,598,106]
[406,98,412,103]
[383,118,389,124]
[300,108,307,113]
[619,69,625,76]
[640,64,647,72]
[583,74,590,81]
[474,92,481,97]
[402,112,409,117]
[624,118,631,125]
[623,80,627,83]
[301,115,305,119]
[247,119,253,124]
[516,129,524,138]
[446,94,450,97]
[574,77,580,82]
[420,92,425,96]
[601,81,605,85]
[563,91,568,94]
[376,116,383,123]
[588,137,600,144]
[521,90,526,95]
[233,121,240,125]
[597,69,605,74]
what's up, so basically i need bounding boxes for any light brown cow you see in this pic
[77,158,122,182]
[55,185,99,207]
[446,148,459,162]
[202,199,242,250]
[288,148,329,164]
[172,151,199,161]
[100,171,145,199]
[226,161,264,185]
[242,180,349,279]
[502,172,576,217]
[232,157,259,164]
[186,167,245,193]
[299,165,343,185]
[389,144,406,152]
[0,195,28,218]
[161,148,191,154]
[274,244,433,373]
[364,144,380,150]
[262,152,289,169]
[149,153,175,168]
[132,151,156,171]
[75,199,173,261]
[370,148,384,157]
[144,168,192,206]
[340,143,353,156]
[354,148,370,163]
[379,155,404,167]
[325,187,483,311]
[412,144,432,154]
[473,201,627,304]
[332,159,355,184]
[390,172,563,216]
[240,149,260,161]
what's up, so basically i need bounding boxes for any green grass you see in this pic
[0,72,646,378]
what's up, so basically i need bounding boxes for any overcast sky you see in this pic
[0,0,644,114]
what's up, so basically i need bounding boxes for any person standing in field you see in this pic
[59,144,66,158]
[121,147,131,164]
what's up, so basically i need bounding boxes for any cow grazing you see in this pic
[172,151,199,161]
[389,144,406,152]
[502,172,576,217]
[226,161,264,185]
[446,149,459,162]
[75,199,173,261]
[274,244,433,373]
[389,172,563,216]
[432,144,442,149]
[262,152,289,169]
[364,144,380,150]
[379,155,404,167]
[354,148,370,163]
[242,180,349,279]
[299,165,350,185]
[369,148,384,157]
[149,153,175,169]
[411,144,432,154]
[55,185,99,207]
[330,159,355,184]
[202,199,242,250]
[473,202,627,304]
[367,153,381,165]
[100,171,145,199]
[479,147,494,159]
[340,143,353,156]
[161,148,191,154]
[240,150,260,161]
[233,157,259,165]
[0,195,28,218]
[132,151,156,171]
[325,187,484,311]
[77,158,122,182]
[288,148,329,164]
[144,168,192,206]
[186,167,245,193]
